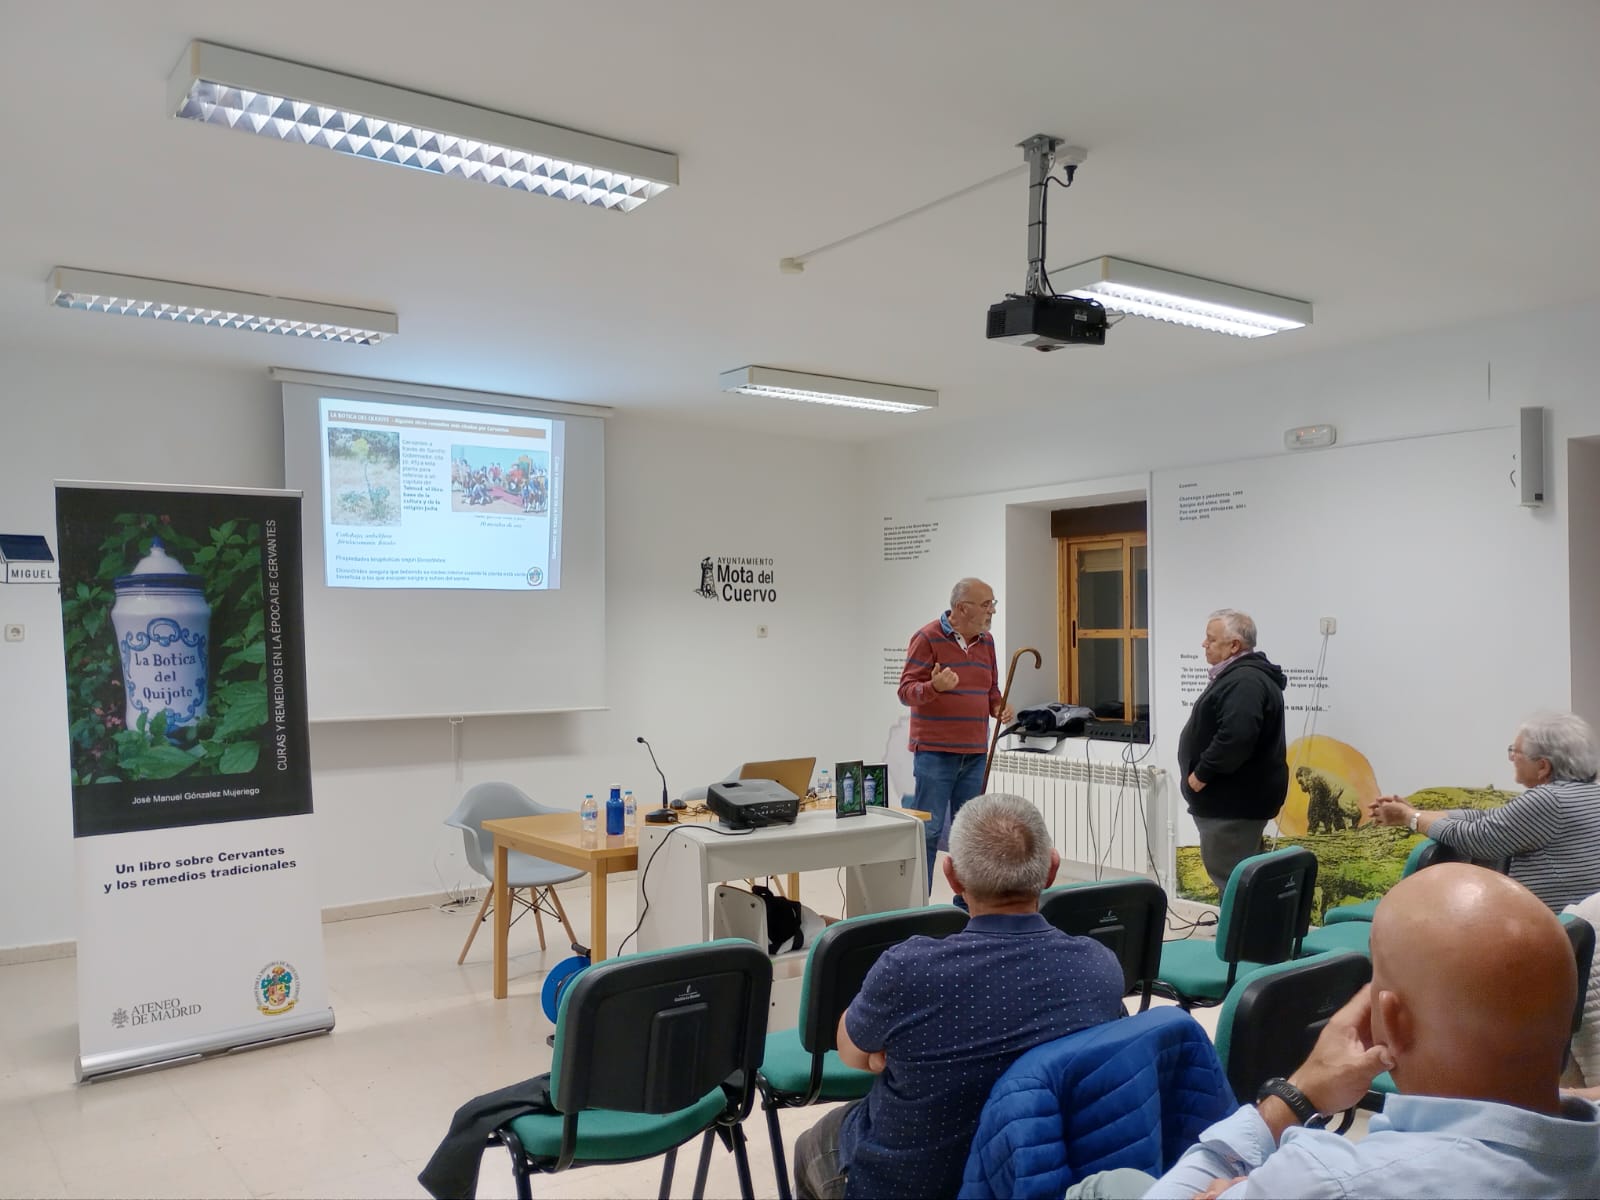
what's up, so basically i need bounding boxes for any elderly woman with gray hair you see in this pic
[1368,710,1600,912]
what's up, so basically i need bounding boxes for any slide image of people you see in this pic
[450,446,549,517]
[327,427,401,526]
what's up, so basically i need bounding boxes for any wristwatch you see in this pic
[1257,1076,1318,1124]
[1407,810,1420,833]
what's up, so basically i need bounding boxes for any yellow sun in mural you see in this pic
[1279,736,1380,836]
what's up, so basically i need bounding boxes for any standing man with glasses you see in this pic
[1177,608,1289,896]
[898,578,1014,892]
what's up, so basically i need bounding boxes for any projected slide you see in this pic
[319,396,564,589]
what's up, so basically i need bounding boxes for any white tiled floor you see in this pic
[0,872,1229,1199]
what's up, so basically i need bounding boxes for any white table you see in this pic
[635,809,929,1025]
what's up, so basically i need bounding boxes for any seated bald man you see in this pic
[1070,864,1600,1199]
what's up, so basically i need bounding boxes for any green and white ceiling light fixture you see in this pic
[167,41,678,210]
[719,367,939,415]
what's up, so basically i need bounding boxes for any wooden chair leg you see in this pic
[548,886,578,947]
[457,889,493,965]
[530,887,547,951]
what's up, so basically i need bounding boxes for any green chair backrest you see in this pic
[1215,950,1370,1105]
[797,905,968,1055]
[1040,877,1167,996]
[1214,847,1318,966]
[550,939,772,1115]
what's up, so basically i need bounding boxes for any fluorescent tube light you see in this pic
[168,42,676,211]
[49,268,398,344]
[719,366,938,414]
[1049,257,1312,338]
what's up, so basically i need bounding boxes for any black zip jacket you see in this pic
[1176,651,1289,821]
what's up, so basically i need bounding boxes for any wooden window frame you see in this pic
[1057,533,1148,723]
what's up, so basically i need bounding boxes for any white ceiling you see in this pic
[3,1,1598,440]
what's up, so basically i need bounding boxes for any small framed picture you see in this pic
[862,764,889,808]
[834,761,866,818]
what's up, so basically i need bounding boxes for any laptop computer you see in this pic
[738,757,816,801]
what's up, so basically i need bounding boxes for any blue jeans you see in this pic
[912,750,986,894]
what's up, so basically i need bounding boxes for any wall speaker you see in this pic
[1519,406,1546,507]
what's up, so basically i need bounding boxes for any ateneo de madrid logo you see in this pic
[255,961,299,1015]
[694,555,777,604]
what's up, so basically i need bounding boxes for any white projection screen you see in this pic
[280,376,606,721]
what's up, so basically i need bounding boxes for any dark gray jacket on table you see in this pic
[1177,652,1289,821]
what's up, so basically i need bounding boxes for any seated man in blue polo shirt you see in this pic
[792,793,1125,1199]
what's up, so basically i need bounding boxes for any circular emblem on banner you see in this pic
[255,961,299,1015]
[526,566,544,587]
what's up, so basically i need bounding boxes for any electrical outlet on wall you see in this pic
[756,624,769,638]
[3,623,23,643]
[1319,617,1337,635]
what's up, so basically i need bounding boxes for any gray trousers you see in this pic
[793,1100,857,1200]
[1192,815,1268,896]
[1063,1168,1160,1198]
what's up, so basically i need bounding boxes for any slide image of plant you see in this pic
[451,444,549,516]
[328,426,401,526]
[61,513,268,786]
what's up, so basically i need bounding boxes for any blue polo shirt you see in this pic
[838,912,1125,1199]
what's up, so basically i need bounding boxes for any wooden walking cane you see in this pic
[983,647,1042,790]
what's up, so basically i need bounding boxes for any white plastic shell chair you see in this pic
[446,782,584,964]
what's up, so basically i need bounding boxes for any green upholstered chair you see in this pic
[491,939,772,1200]
[1299,918,1373,957]
[1215,951,1371,1130]
[1156,847,1318,1009]
[1041,876,1168,1011]
[1322,839,1440,925]
[757,905,969,1200]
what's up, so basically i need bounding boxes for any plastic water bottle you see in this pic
[580,793,598,836]
[817,768,831,799]
[623,789,637,824]
[606,785,625,836]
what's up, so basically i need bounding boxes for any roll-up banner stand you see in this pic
[54,482,332,1080]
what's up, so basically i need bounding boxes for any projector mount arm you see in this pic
[1019,134,1087,298]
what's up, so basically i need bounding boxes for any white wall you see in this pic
[0,351,863,950]
[1002,505,1061,711]
[856,300,1600,840]
[1569,437,1600,730]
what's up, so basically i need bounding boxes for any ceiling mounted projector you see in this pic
[986,135,1312,349]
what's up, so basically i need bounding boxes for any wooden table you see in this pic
[482,802,930,1000]
[481,812,640,999]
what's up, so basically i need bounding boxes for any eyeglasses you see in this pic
[1507,745,1519,759]
[962,599,999,612]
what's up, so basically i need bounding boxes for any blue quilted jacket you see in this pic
[959,1007,1236,1199]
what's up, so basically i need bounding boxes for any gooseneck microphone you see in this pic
[637,736,678,824]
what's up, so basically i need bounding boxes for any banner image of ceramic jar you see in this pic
[55,481,330,1080]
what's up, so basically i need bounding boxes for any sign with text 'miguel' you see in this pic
[54,482,332,1080]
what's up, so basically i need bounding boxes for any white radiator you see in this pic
[988,750,1171,887]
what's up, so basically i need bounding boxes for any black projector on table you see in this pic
[707,778,800,830]
[985,294,1108,351]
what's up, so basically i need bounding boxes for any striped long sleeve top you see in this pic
[897,612,1001,754]
[1431,779,1600,912]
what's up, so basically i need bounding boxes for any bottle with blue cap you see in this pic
[606,784,625,836]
